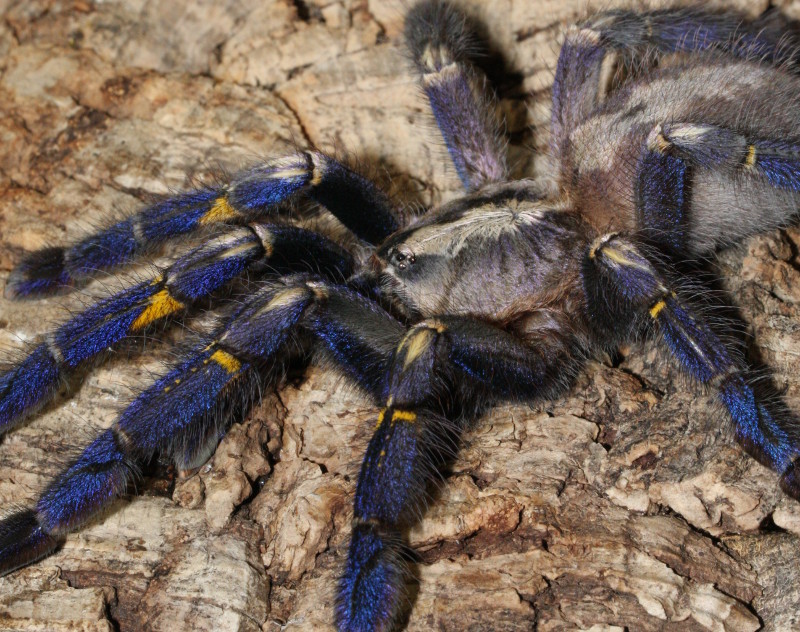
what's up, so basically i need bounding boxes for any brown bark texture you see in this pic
[1,0,800,630]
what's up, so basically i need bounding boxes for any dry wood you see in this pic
[1,0,799,630]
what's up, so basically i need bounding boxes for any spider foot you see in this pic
[5,247,72,299]
[5,189,221,299]
[0,510,62,577]
[336,522,406,632]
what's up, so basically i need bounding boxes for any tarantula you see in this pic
[1,0,800,629]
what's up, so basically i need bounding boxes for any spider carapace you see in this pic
[2,2,800,630]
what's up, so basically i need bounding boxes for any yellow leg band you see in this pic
[745,145,757,168]
[392,409,417,423]
[376,407,417,428]
[649,299,667,319]
[131,289,184,331]
[199,196,241,225]
[376,408,387,429]
[209,349,242,374]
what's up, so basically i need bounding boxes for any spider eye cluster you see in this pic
[390,248,416,270]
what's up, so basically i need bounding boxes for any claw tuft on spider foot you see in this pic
[36,429,135,534]
[336,522,405,632]
[0,510,62,577]
[5,247,72,299]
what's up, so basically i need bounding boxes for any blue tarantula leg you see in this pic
[638,123,800,252]
[635,128,690,252]
[738,139,800,192]
[651,123,749,169]
[0,227,260,434]
[405,1,507,191]
[551,10,793,163]
[580,9,793,63]
[585,234,800,497]
[0,224,354,433]
[0,278,405,576]
[302,154,399,245]
[1,331,264,565]
[0,426,139,574]
[646,123,800,187]
[6,152,397,298]
[337,316,574,631]
[7,188,223,299]
[135,278,402,468]
[551,27,608,161]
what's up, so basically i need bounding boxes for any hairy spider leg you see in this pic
[6,151,398,298]
[551,8,797,166]
[645,122,800,195]
[0,276,404,577]
[337,316,577,632]
[635,136,688,253]
[585,235,800,498]
[636,122,800,253]
[0,224,354,433]
[405,0,507,191]
[580,8,796,62]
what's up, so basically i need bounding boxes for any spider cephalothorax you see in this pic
[2,1,800,630]
[377,188,588,320]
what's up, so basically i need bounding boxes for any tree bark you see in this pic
[1,0,800,630]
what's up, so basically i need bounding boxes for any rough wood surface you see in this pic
[1,0,800,630]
